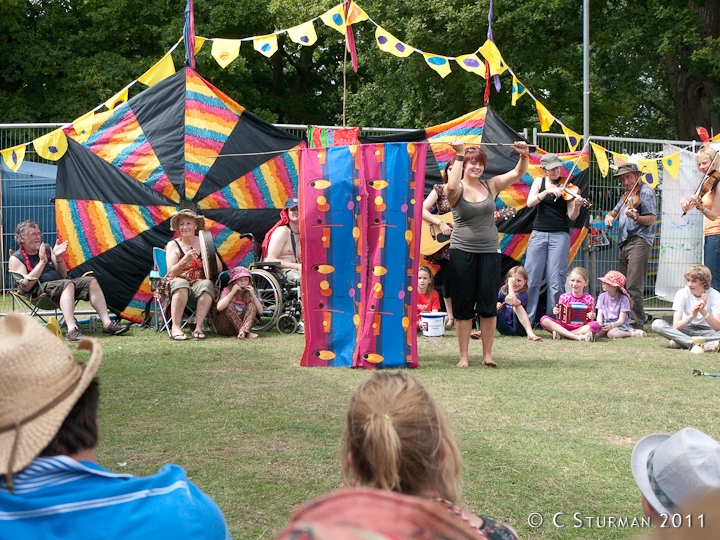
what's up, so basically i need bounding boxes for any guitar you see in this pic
[420,208,517,255]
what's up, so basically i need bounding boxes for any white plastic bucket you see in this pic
[420,312,446,337]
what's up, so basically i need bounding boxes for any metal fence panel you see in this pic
[1,123,700,315]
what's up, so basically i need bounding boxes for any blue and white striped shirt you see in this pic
[0,456,230,540]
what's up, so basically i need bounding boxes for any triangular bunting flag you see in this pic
[423,53,451,78]
[138,53,175,87]
[511,74,526,106]
[478,39,507,75]
[72,111,95,143]
[374,26,413,57]
[612,152,629,167]
[638,159,660,189]
[253,34,278,57]
[1,144,26,172]
[287,21,317,46]
[346,1,368,25]
[712,133,720,143]
[321,4,346,35]
[212,39,241,69]
[455,54,484,75]
[535,100,555,132]
[104,87,128,110]
[591,142,609,178]
[662,152,681,180]
[561,124,582,151]
[33,128,68,161]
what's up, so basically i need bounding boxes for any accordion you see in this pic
[558,302,591,325]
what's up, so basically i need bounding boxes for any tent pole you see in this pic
[582,0,590,141]
[342,45,348,128]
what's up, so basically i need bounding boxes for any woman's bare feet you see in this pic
[470,331,482,340]
[482,358,497,368]
[456,358,469,368]
[527,334,542,341]
[246,332,258,339]
[237,331,246,340]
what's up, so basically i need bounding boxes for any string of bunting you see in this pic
[2,0,719,184]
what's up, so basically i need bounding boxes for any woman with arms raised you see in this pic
[446,138,530,368]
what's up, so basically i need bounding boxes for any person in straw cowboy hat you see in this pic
[160,209,222,341]
[631,427,720,524]
[0,313,230,538]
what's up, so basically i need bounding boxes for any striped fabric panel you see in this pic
[197,149,300,211]
[56,200,176,268]
[121,277,155,324]
[184,70,242,200]
[70,105,179,202]
[427,108,487,169]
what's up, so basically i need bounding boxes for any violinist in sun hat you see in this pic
[0,313,230,539]
[594,269,645,339]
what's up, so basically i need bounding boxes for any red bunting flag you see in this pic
[697,126,711,147]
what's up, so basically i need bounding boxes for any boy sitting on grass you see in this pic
[651,264,720,351]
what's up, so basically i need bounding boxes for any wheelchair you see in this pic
[219,234,302,334]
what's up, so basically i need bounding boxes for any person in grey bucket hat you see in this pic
[631,427,720,522]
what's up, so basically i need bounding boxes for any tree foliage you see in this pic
[0,0,718,139]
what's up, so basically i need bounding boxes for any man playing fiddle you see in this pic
[604,163,657,330]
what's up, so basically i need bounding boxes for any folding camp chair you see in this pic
[10,272,68,327]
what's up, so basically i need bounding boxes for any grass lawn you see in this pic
[3,296,719,539]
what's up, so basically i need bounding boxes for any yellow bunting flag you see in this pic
[612,152,629,167]
[138,53,175,87]
[212,39,241,69]
[321,4,346,35]
[346,1,368,25]
[511,74,526,106]
[478,39,507,75]
[72,111,95,142]
[591,143,609,177]
[535,101,555,132]
[104,86,128,110]
[287,21,317,46]
[422,53,451,78]
[33,128,68,161]
[1,144,26,172]
[662,152,681,180]
[638,159,660,189]
[455,54,484,75]
[374,26,413,58]
[561,124,582,151]
[712,133,720,143]
[194,36,205,54]
[253,34,278,58]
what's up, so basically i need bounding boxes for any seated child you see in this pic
[496,266,541,341]
[540,267,599,341]
[214,266,264,339]
[416,265,441,330]
[651,264,720,351]
[595,270,646,339]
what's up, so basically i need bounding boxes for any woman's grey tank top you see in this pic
[450,182,500,253]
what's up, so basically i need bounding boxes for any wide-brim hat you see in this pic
[631,427,720,515]
[599,270,628,295]
[540,153,563,170]
[170,209,205,231]
[0,314,102,477]
[229,266,252,283]
[614,163,641,177]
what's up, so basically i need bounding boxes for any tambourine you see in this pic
[198,230,219,281]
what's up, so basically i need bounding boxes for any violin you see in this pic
[683,149,720,217]
[617,173,644,216]
[556,176,593,208]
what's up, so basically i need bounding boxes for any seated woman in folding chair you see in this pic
[160,209,221,341]
[9,219,129,342]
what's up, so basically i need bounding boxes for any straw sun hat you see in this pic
[0,314,102,483]
[170,209,206,231]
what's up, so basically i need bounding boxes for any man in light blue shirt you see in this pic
[0,313,230,539]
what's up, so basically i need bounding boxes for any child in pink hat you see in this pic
[215,266,264,339]
[595,270,646,338]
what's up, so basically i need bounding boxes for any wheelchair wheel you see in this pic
[276,313,298,334]
[251,268,283,331]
